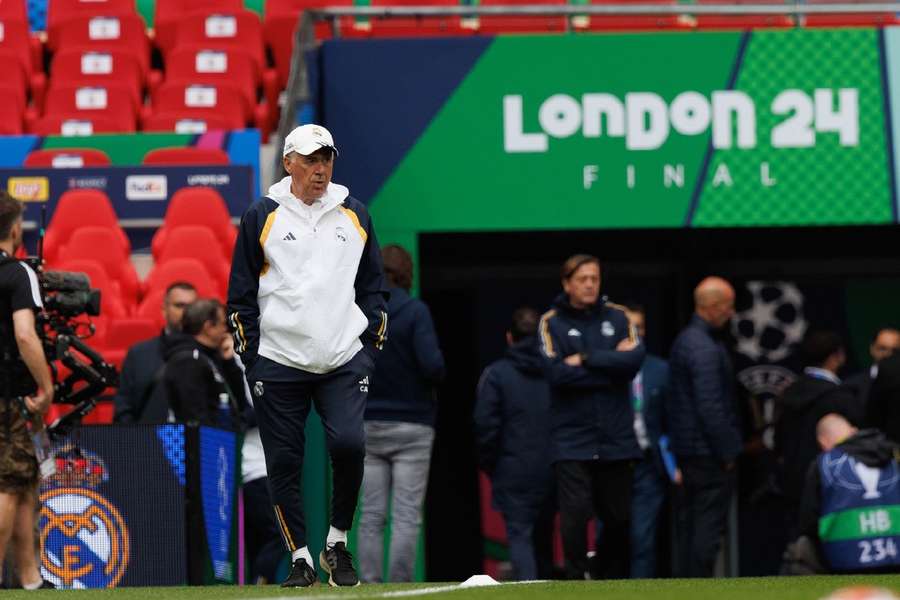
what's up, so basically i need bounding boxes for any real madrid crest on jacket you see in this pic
[537,293,645,462]
[800,429,900,572]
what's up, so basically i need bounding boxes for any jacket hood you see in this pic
[780,374,839,411]
[163,333,218,362]
[838,429,899,467]
[506,337,544,375]
[387,286,414,315]
[552,293,608,318]
[266,176,350,211]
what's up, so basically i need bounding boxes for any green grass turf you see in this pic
[7,577,900,600]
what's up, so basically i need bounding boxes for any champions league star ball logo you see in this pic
[733,281,808,363]
[38,445,130,589]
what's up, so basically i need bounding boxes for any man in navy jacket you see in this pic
[359,244,445,582]
[474,307,554,581]
[538,254,644,579]
[667,276,741,577]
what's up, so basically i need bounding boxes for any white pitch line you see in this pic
[255,579,547,600]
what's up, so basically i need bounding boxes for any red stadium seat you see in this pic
[50,48,144,109]
[0,48,29,106]
[804,13,900,26]
[0,0,27,20]
[58,227,141,307]
[264,0,344,85]
[28,113,124,135]
[156,227,230,296]
[161,46,277,127]
[83,400,115,424]
[338,0,466,39]
[142,146,230,165]
[572,0,693,32]
[24,148,112,168]
[43,189,130,265]
[695,15,794,29]
[39,83,139,132]
[0,87,25,134]
[0,19,46,98]
[154,0,244,52]
[46,0,138,49]
[141,112,237,133]
[468,0,567,34]
[100,317,158,368]
[171,10,266,75]
[135,288,167,329]
[52,14,151,76]
[143,257,219,299]
[148,81,253,131]
[152,187,237,260]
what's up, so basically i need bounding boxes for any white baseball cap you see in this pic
[283,124,339,157]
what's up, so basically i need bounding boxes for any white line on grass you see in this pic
[257,579,546,600]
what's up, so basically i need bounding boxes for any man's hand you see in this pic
[220,335,235,360]
[673,468,683,486]
[24,387,52,416]
[616,338,638,352]
[564,353,583,367]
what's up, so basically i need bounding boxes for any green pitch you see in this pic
[7,576,900,600]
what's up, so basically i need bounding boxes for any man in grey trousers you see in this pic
[358,245,446,582]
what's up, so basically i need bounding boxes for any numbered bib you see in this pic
[61,121,94,136]
[205,15,237,38]
[88,17,121,40]
[196,51,227,73]
[81,52,113,75]
[185,86,217,107]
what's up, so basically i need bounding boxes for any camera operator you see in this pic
[0,191,53,590]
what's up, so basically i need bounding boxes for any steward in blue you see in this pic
[797,414,900,574]
[537,254,644,579]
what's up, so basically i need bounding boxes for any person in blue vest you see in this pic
[795,413,900,574]
[474,307,555,581]
[538,254,645,579]
[622,304,674,579]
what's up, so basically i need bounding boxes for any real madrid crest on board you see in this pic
[38,444,130,589]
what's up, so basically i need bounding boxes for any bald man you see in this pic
[793,414,900,573]
[667,277,741,577]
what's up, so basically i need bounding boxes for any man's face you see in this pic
[163,288,197,332]
[562,262,601,309]
[283,148,334,202]
[204,308,229,346]
[625,309,646,339]
[871,329,900,363]
[708,290,736,329]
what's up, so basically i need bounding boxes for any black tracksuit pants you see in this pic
[556,459,634,580]
[249,351,373,552]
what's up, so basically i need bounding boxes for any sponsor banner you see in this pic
[0,165,254,227]
[314,28,899,232]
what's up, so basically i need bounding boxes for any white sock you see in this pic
[326,525,347,548]
[291,546,313,566]
[23,579,43,591]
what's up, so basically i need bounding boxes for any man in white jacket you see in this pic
[227,124,389,588]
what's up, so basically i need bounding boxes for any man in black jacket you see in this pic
[538,254,644,579]
[358,244,444,583]
[113,281,197,423]
[667,276,740,577]
[845,328,899,416]
[474,307,554,581]
[866,347,900,444]
[777,330,857,534]
[160,299,246,427]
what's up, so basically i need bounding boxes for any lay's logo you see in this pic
[8,177,49,202]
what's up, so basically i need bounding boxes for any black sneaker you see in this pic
[319,542,359,587]
[38,580,56,590]
[281,558,317,588]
